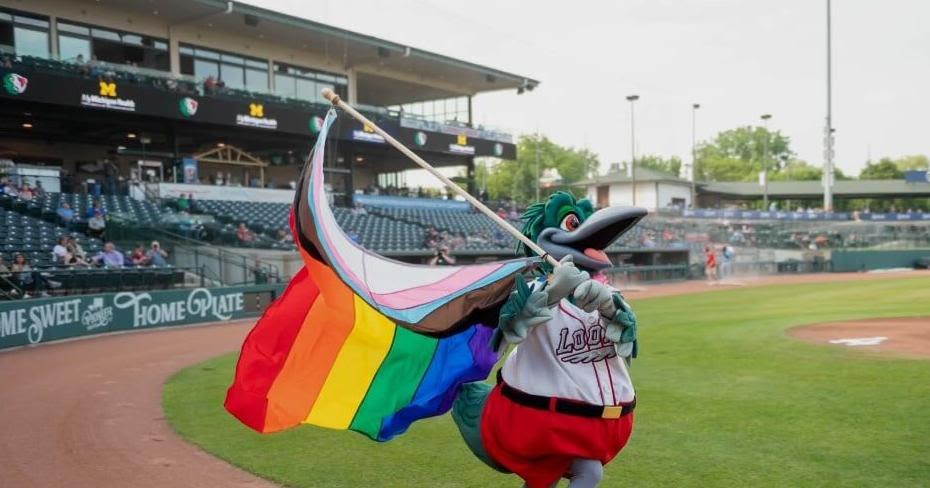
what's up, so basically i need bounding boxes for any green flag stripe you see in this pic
[349,326,438,437]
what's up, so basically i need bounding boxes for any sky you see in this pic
[250,0,930,178]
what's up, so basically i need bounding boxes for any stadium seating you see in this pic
[0,207,102,267]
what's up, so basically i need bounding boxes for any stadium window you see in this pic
[0,9,50,58]
[180,43,269,92]
[57,20,168,70]
[272,62,347,103]
[391,96,469,124]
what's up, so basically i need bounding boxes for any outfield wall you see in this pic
[831,249,930,272]
[0,284,285,350]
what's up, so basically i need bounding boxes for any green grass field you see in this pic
[164,277,930,487]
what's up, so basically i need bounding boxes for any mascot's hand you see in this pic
[605,293,638,358]
[545,255,589,306]
[573,279,616,317]
[493,276,553,349]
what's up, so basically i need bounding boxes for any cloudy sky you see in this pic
[253,0,930,177]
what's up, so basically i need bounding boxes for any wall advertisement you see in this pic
[0,285,284,350]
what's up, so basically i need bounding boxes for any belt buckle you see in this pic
[601,405,623,419]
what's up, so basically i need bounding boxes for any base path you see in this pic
[1,270,928,487]
[790,316,930,359]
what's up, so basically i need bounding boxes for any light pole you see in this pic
[824,0,835,211]
[626,94,639,205]
[760,114,772,210]
[691,103,700,208]
[534,129,541,202]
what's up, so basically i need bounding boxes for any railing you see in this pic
[605,264,691,284]
[107,219,282,286]
[0,265,205,300]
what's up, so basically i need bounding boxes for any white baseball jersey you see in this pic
[501,282,635,406]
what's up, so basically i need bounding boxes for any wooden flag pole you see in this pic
[322,88,559,267]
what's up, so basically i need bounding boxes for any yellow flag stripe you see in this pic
[304,295,396,428]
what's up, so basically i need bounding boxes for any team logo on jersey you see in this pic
[179,97,199,117]
[555,325,617,364]
[414,131,428,146]
[3,73,28,95]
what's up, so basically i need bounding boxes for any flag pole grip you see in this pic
[322,88,559,267]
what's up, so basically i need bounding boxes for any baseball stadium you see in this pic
[0,1,928,487]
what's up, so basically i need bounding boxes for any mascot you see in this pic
[225,106,645,488]
[453,191,642,488]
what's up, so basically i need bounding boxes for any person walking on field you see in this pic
[705,245,718,281]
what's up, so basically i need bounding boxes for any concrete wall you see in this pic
[831,249,930,272]
[587,181,691,211]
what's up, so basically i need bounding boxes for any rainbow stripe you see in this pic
[225,255,499,439]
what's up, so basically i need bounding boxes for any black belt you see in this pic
[497,370,635,420]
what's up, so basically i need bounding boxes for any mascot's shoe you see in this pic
[451,382,509,473]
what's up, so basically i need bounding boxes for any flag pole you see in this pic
[322,89,559,267]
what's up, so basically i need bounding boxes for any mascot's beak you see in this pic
[537,207,647,271]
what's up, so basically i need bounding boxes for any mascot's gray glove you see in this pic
[573,280,639,359]
[544,255,590,306]
[492,275,552,350]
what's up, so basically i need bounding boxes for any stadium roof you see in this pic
[574,168,690,186]
[112,0,539,104]
[698,180,930,199]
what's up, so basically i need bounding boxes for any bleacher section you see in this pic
[0,207,101,266]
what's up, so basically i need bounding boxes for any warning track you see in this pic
[0,270,926,487]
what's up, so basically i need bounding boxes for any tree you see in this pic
[481,134,599,205]
[633,154,682,177]
[860,158,904,179]
[769,159,821,181]
[892,154,929,171]
[694,126,793,182]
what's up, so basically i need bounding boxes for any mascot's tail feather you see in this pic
[451,382,509,473]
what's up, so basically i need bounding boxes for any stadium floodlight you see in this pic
[626,95,639,205]
[691,103,701,207]
[760,114,772,210]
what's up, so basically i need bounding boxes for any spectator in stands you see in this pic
[66,236,89,266]
[1,54,12,69]
[2,180,19,197]
[86,201,107,219]
[33,180,45,198]
[276,229,293,244]
[11,253,57,297]
[56,202,76,230]
[18,184,34,201]
[130,244,149,267]
[177,193,190,211]
[237,223,257,244]
[93,242,125,268]
[204,75,217,94]
[0,255,14,297]
[496,207,508,220]
[52,235,70,265]
[350,203,367,215]
[104,161,119,195]
[146,241,168,267]
[704,245,718,281]
[87,209,106,239]
[428,246,456,266]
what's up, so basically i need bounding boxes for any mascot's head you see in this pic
[519,191,646,273]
